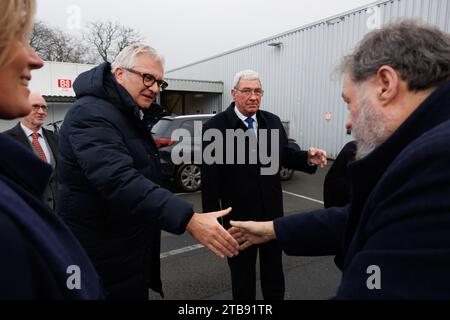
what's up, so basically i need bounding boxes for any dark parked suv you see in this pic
[152,115,210,192]
[152,114,298,192]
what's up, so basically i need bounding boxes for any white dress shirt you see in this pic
[234,106,258,136]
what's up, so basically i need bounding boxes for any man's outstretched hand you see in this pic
[229,220,276,251]
[186,208,239,258]
[308,147,328,168]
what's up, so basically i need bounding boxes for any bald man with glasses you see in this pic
[4,91,59,210]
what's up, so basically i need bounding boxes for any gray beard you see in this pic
[352,94,389,160]
[355,141,377,160]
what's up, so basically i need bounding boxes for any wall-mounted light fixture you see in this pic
[267,42,283,48]
[327,17,345,25]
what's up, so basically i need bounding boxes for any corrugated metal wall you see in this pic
[164,78,223,93]
[167,0,450,158]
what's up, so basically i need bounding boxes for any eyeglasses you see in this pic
[235,88,264,97]
[123,68,168,90]
[31,104,48,112]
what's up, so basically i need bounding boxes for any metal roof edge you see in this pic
[44,61,96,68]
[43,95,76,102]
[165,78,224,84]
[167,0,390,73]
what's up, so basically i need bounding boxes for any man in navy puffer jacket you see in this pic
[57,44,239,299]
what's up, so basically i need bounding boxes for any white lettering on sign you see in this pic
[58,79,73,89]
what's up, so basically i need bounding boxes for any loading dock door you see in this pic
[161,91,222,115]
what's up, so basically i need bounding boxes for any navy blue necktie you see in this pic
[245,117,255,130]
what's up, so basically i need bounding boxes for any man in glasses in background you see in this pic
[4,91,59,210]
[57,43,239,300]
[201,70,327,300]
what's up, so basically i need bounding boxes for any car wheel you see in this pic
[177,164,202,192]
[279,166,294,181]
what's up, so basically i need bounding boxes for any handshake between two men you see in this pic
[186,208,276,257]
[187,147,327,258]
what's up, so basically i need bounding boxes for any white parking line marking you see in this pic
[161,191,322,260]
[160,244,204,259]
[282,190,324,205]
[175,191,201,196]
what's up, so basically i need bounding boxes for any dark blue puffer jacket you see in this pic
[57,62,194,299]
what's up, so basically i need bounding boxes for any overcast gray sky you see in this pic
[36,0,376,70]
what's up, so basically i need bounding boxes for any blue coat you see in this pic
[275,80,450,299]
[57,63,194,298]
[0,134,102,299]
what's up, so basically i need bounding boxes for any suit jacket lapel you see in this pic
[43,129,57,155]
[10,123,32,148]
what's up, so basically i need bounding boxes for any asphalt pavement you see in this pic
[152,162,342,300]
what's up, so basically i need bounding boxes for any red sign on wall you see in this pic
[58,79,73,89]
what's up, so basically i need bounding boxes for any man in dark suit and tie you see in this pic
[201,70,327,300]
[4,91,59,209]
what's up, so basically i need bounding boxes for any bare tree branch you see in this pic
[116,26,142,52]
[83,21,143,63]
[30,21,55,59]
[30,20,90,63]
[29,20,143,64]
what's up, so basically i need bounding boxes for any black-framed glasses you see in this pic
[31,104,48,112]
[123,68,168,90]
[235,88,264,97]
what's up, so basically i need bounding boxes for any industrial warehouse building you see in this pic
[166,0,450,157]
[2,0,449,157]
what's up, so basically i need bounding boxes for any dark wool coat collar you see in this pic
[224,102,269,129]
[0,134,51,196]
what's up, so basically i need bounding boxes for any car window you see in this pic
[180,118,211,134]
[180,120,195,135]
[153,116,212,138]
[152,119,174,138]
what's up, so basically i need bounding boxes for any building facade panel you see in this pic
[167,0,450,157]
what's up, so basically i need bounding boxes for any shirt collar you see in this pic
[234,106,257,124]
[20,122,43,137]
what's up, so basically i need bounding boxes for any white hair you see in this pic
[111,43,165,73]
[233,70,261,89]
